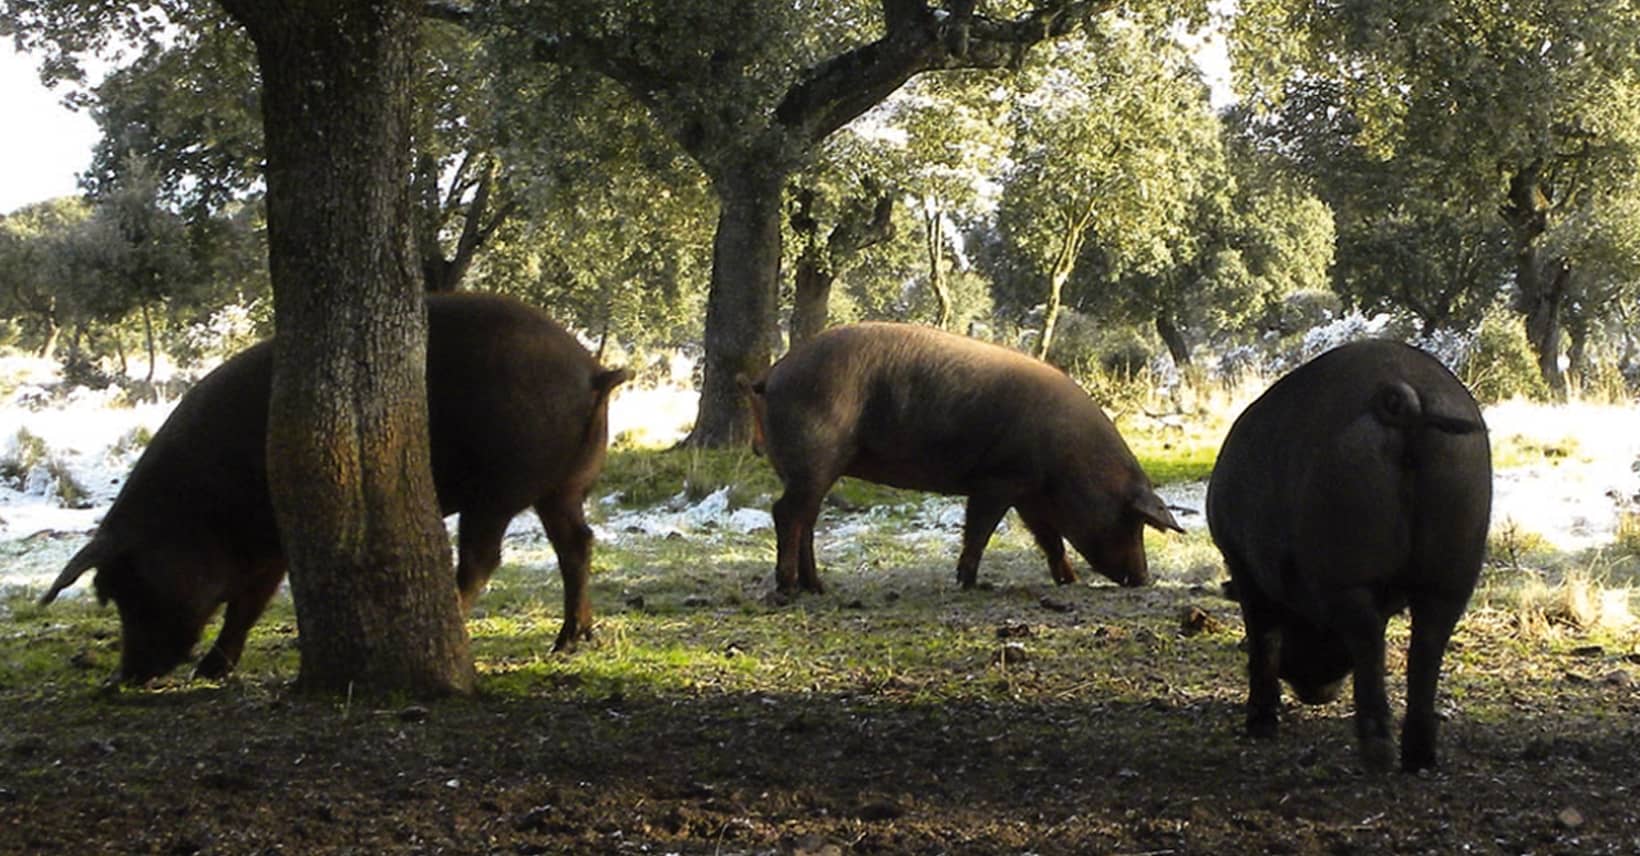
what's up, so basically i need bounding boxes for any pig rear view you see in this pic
[749,322,1180,596]
[1206,339,1491,772]
[39,293,626,683]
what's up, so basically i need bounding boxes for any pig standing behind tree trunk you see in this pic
[744,322,1181,596]
[39,293,626,684]
[1207,339,1491,773]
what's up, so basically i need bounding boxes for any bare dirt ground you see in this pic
[4,552,1640,856]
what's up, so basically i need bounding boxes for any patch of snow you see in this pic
[598,487,772,541]
[2,347,1637,599]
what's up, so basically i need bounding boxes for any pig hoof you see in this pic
[1400,743,1438,773]
[193,650,234,680]
[552,625,593,654]
[1360,737,1396,774]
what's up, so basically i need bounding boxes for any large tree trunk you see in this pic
[788,184,894,346]
[686,168,784,447]
[788,185,831,346]
[222,0,473,696]
[1518,259,1570,399]
[1502,160,1569,400]
[790,253,833,347]
[1155,314,1192,370]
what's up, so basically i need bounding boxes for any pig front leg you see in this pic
[195,562,286,680]
[455,510,510,613]
[1329,586,1394,773]
[955,493,1010,589]
[1238,602,1285,739]
[1015,500,1078,585]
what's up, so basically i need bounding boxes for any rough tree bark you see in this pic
[693,166,785,446]
[219,0,474,696]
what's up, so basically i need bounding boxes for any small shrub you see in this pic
[0,428,89,507]
[1617,511,1640,559]
[0,428,50,487]
[1460,312,1550,403]
[1510,570,1634,638]
[48,459,90,508]
[109,426,154,458]
[1487,521,1556,571]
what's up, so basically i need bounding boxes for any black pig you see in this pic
[39,293,627,683]
[1207,339,1490,772]
[746,322,1180,596]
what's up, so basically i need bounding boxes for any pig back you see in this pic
[97,340,281,563]
[423,293,613,512]
[762,323,1116,494]
[1208,340,1490,618]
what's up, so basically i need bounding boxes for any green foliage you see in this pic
[0,197,92,356]
[1461,312,1551,403]
[993,25,1223,332]
[1233,0,1640,377]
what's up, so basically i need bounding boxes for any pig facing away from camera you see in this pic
[745,322,1181,596]
[1207,339,1491,773]
[39,293,627,683]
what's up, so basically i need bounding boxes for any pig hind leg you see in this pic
[1401,590,1466,771]
[194,562,285,680]
[455,509,512,613]
[536,496,595,652]
[772,477,832,595]
[1015,499,1077,585]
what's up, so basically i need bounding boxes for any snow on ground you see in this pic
[3,349,1637,598]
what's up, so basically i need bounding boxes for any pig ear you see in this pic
[39,535,113,606]
[1132,490,1184,534]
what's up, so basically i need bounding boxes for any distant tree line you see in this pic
[5,1,1637,405]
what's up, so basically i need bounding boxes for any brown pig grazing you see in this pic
[1207,339,1491,773]
[745,322,1181,596]
[38,293,627,683]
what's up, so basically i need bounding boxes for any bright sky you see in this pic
[0,45,100,214]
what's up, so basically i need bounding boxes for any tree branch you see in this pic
[776,0,1110,145]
